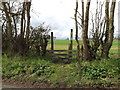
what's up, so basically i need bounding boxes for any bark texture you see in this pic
[82,0,91,60]
[101,0,116,58]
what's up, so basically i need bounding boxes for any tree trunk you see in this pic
[12,16,17,38]
[105,1,109,43]
[2,2,13,53]
[19,2,26,55]
[81,0,84,27]
[75,0,80,60]
[26,2,31,41]
[81,0,84,60]
[41,37,48,56]
[82,0,91,60]
[26,1,31,52]
[101,0,116,58]
[20,2,25,39]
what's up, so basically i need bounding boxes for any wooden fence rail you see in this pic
[47,50,78,60]
[47,50,77,52]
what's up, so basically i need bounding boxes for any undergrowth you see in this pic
[2,54,120,88]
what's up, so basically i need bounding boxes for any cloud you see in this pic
[30,0,119,39]
[30,0,76,39]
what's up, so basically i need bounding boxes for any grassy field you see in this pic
[47,40,119,53]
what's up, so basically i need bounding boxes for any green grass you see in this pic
[48,40,119,46]
[2,54,120,88]
[111,40,119,48]
[48,40,119,50]
[54,40,78,46]
[2,40,120,88]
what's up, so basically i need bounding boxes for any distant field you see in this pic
[47,40,77,50]
[47,40,119,49]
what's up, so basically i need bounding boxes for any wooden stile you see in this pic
[47,50,77,60]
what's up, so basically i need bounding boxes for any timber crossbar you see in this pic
[47,50,77,52]
[46,50,77,60]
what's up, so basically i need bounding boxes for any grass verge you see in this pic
[2,54,120,88]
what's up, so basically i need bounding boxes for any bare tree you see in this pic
[26,1,31,43]
[76,0,116,60]
[101,0,116,58]
[82,0,92,60]
[90,1,105,59]
[2,3,12,43]
[1,1,32,55]
[75,0,80,60]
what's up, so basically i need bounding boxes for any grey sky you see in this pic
[30,0,119,39]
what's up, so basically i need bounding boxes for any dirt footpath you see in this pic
[2,79,59,88]
[2,78,120,89]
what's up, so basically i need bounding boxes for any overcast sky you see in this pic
[30,0,119,39]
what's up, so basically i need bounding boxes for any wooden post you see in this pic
[70,29,73,50]
[51,32,54,50]
[68,29,73,60]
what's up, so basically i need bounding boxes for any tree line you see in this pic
[1,0,116,61]
[74,0,116,60]
[1,0,50,56]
